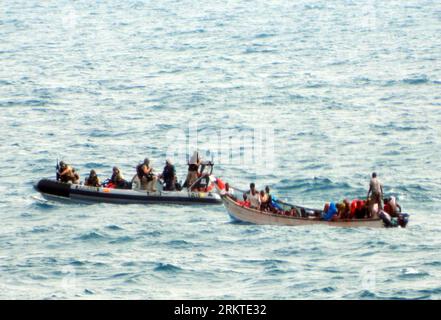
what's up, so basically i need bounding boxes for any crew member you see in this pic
[159,159,176,191]
[84,169,100,187]
[367,172,384,217]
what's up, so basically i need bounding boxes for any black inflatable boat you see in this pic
[34,179,222,205]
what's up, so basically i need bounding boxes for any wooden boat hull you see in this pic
[221,195,384,228]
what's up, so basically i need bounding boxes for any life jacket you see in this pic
[216,178,225,190]
[237,200,250,208]
[355,200,366,218]
[106,182,116,189]
[350,199,358,217]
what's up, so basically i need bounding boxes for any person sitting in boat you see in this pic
[57,161,77,184]
[355,200,368,219]
[337,199,351,219]
[244,183,261,210]
[384,196,401,217]
[260,186,273,211]
[349,199,358,219]
[84,169,100,187]
[367,172,383,217]
[221,182,237,201]
[236,193,251,208]
[264,186,279,212]
[259,190,267,211]
[184,151,201,190]
[159,159,176,191]
[323,202,338,221]
[139,159,157,192]
[132,158,148,190]
[72,168,80,184]
[110,167,130,189]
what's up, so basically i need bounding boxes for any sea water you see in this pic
[0,0,440,299]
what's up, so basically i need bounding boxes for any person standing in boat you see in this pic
[139,158,157,192]
[159,159,176,191]
[244,183,261,210]
[185,151,201,190]
[133,159,148,190]
[367,172,384,217]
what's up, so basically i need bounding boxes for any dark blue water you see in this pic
[1,0,440,299]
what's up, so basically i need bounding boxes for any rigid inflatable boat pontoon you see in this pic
[35,178,222,205]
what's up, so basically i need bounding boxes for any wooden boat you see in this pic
[220,195,386,228]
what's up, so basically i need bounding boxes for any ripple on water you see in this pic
[164,239,191,248]
[153,263,182,273]
[138,230,162,237]
[69,259,86,267]
[30,201,57,210]
[31,226,52,233]
[109,236,135,244]
[105,224,124,231]
[84,289,95,295]
[356,290,378,299]
[74,231,108,241]
[397,268,430,279]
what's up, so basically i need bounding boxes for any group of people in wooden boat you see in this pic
[56,151,213,192]
[219,172,408,226]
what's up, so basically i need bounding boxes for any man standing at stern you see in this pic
[367,172,384,216]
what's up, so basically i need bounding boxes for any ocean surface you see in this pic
[1,0,441,299]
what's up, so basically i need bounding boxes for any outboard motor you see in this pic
[398,213,410,228]
[380,210,410,228]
